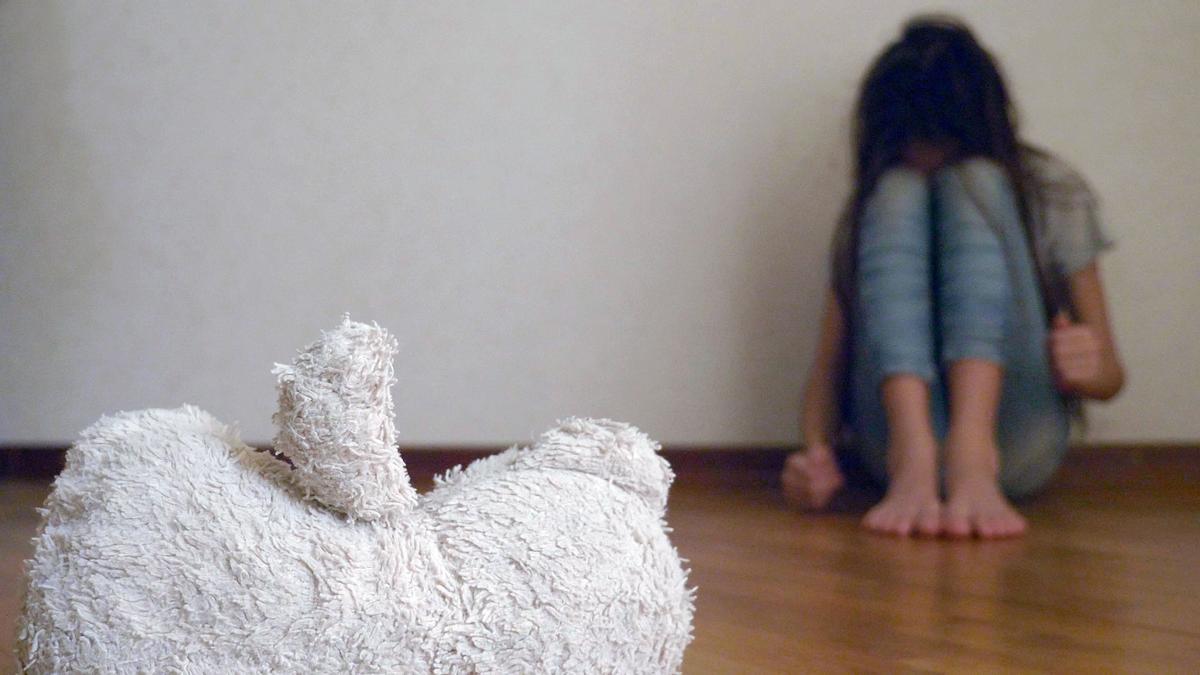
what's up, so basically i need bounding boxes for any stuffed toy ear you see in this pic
[516,417,674,515]
[272,316,417,521]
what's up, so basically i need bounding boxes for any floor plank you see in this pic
[668,452,1200,673]
[3,451,1198,673]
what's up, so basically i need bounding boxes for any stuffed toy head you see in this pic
[17,318,695,673]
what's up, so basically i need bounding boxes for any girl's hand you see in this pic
[1048,312,1104,394]
[782,444,845,510]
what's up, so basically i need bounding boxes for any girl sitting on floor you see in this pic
[782,15,1125,538]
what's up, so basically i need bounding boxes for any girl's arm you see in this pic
[1049,261,1125,400]
[801,288,848,448]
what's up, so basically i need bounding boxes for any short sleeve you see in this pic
[1044,184,1115,276]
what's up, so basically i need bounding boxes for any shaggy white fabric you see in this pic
[17,319,695,673]
[272,316,418,521]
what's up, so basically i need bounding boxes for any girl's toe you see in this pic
[915,508,942,537]
[942,511,972,538]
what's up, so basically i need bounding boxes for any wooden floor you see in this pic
[3,449,1198,673]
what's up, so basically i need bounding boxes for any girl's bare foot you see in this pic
[943,433,1027,539]
[782,446,845,510]
[861,436,942,537]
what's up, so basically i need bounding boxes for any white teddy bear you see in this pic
[17,317,695,673]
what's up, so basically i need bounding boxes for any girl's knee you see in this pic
[953,156,1008,181]
[866,167,929,216]
[933,156,1015,202]
[877,166,928,193]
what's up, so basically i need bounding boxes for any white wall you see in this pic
[2,1,1197,445]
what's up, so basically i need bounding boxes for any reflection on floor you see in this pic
[3,448,1197,673]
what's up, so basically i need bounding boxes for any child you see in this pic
[782,16,1124,538]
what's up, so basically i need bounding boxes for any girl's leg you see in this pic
[941,359,1026,537]
[852,167,943,536]
[932,158,1070,537]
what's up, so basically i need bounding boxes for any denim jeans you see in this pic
[848,159,1069,499]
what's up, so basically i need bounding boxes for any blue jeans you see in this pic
[848,159,1069,499]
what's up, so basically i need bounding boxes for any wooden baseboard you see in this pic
[3,443,1197,487]
[0,446,68,480]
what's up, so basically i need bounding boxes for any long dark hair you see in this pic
[830,15,1069,421]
